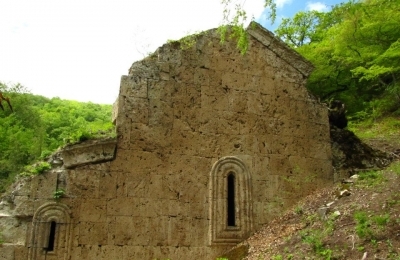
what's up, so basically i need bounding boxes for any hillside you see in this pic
[222,126,400,260]
[0,83,114,193]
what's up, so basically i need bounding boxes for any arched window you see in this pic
[46,221,57,252]
[227,173,236,227]
[210,156,253,244]
[28,202,72,260]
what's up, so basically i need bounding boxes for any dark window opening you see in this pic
[46,221,57,252]
[227,173,236,226]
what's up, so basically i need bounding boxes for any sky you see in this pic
[0,0,345,104]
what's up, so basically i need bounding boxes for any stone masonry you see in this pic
[0,22,333,259]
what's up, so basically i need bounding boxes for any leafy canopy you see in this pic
[275,0,400,117]
[0,82,114,193]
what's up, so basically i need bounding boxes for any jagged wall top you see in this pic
[128,22,313,79]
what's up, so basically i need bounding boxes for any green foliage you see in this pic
[219,0,276,54]
[22,162,51,176]
[348,116,400,142]
[167,31,205,50]
[53,189,65,200]
[354,211,390,240]
[276,0,400,117]
[0,82,114,193]
[357,170,385,187]
[354,211,373,239]
[295,205,304,215]
[275,11,324,47]
[388,161,400,175]
[374,214,390,227]
[300,229,332,259]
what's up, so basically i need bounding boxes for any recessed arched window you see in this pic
[210,156,253,244]
[46,221,57,252]
[227,173,236,227]
[29,202,72,260]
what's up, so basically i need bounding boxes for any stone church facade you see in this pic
[0,23,333,259]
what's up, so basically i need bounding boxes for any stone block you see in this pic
[247,92,272,116]
[98,171,117,199]
[194,68,210,86]
[67,170,99,199]
[78,221,108,245]
[200,86,230,112]
[189,218,209,246]
[123,97,149,124]
[116,122,131,150]
[147,216,168,246]
[122,245,154,259]
[120,75,148,98]
[30,172,58,199]
[99,245,123,260]
[167,216,192,246]
[0,215,28,244]
[13,246,28,260]
[113,216,149,246]
[62,139,117,169]
[79,199,107,222]
[129,124,172,151]
[79,244,101,259]
[215,111,240,135]
[12,195,34,217]
[148,99,174,127]
[107,197,138,216]
[269,154,291,175]
[228,90,248,112]
[147,80,172,102]
[0,244,14,260]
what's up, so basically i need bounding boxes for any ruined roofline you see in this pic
[247,22,314,78]
[127,23,313,79]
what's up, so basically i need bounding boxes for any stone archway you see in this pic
[210,156,253,244]
[28,202,72,260]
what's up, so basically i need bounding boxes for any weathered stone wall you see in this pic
[0,23,333,260]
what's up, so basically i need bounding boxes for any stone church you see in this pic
[0,22,333,259]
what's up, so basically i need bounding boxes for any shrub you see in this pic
[354,211,373,239]
[53,189,65,200]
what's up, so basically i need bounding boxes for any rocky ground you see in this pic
[223,135,400,260]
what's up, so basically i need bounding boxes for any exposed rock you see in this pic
[330,125,391,172]
[328,100,348,129]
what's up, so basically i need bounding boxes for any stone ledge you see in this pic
[62,138,117,169]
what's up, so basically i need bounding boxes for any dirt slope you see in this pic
[223,138,400,260]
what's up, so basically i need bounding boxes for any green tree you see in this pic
[0,83,44,189]
[0,82,114,193]
[275,0,400,116]
[275,11,324,47]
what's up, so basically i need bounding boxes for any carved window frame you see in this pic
[210,156,253,245]
[28,202,72,260]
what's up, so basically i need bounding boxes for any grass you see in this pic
[354,211,373,239]
[348,116,400,143]
[388,161,400,175]
[357,170,386,186]
[354,211,390,241]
